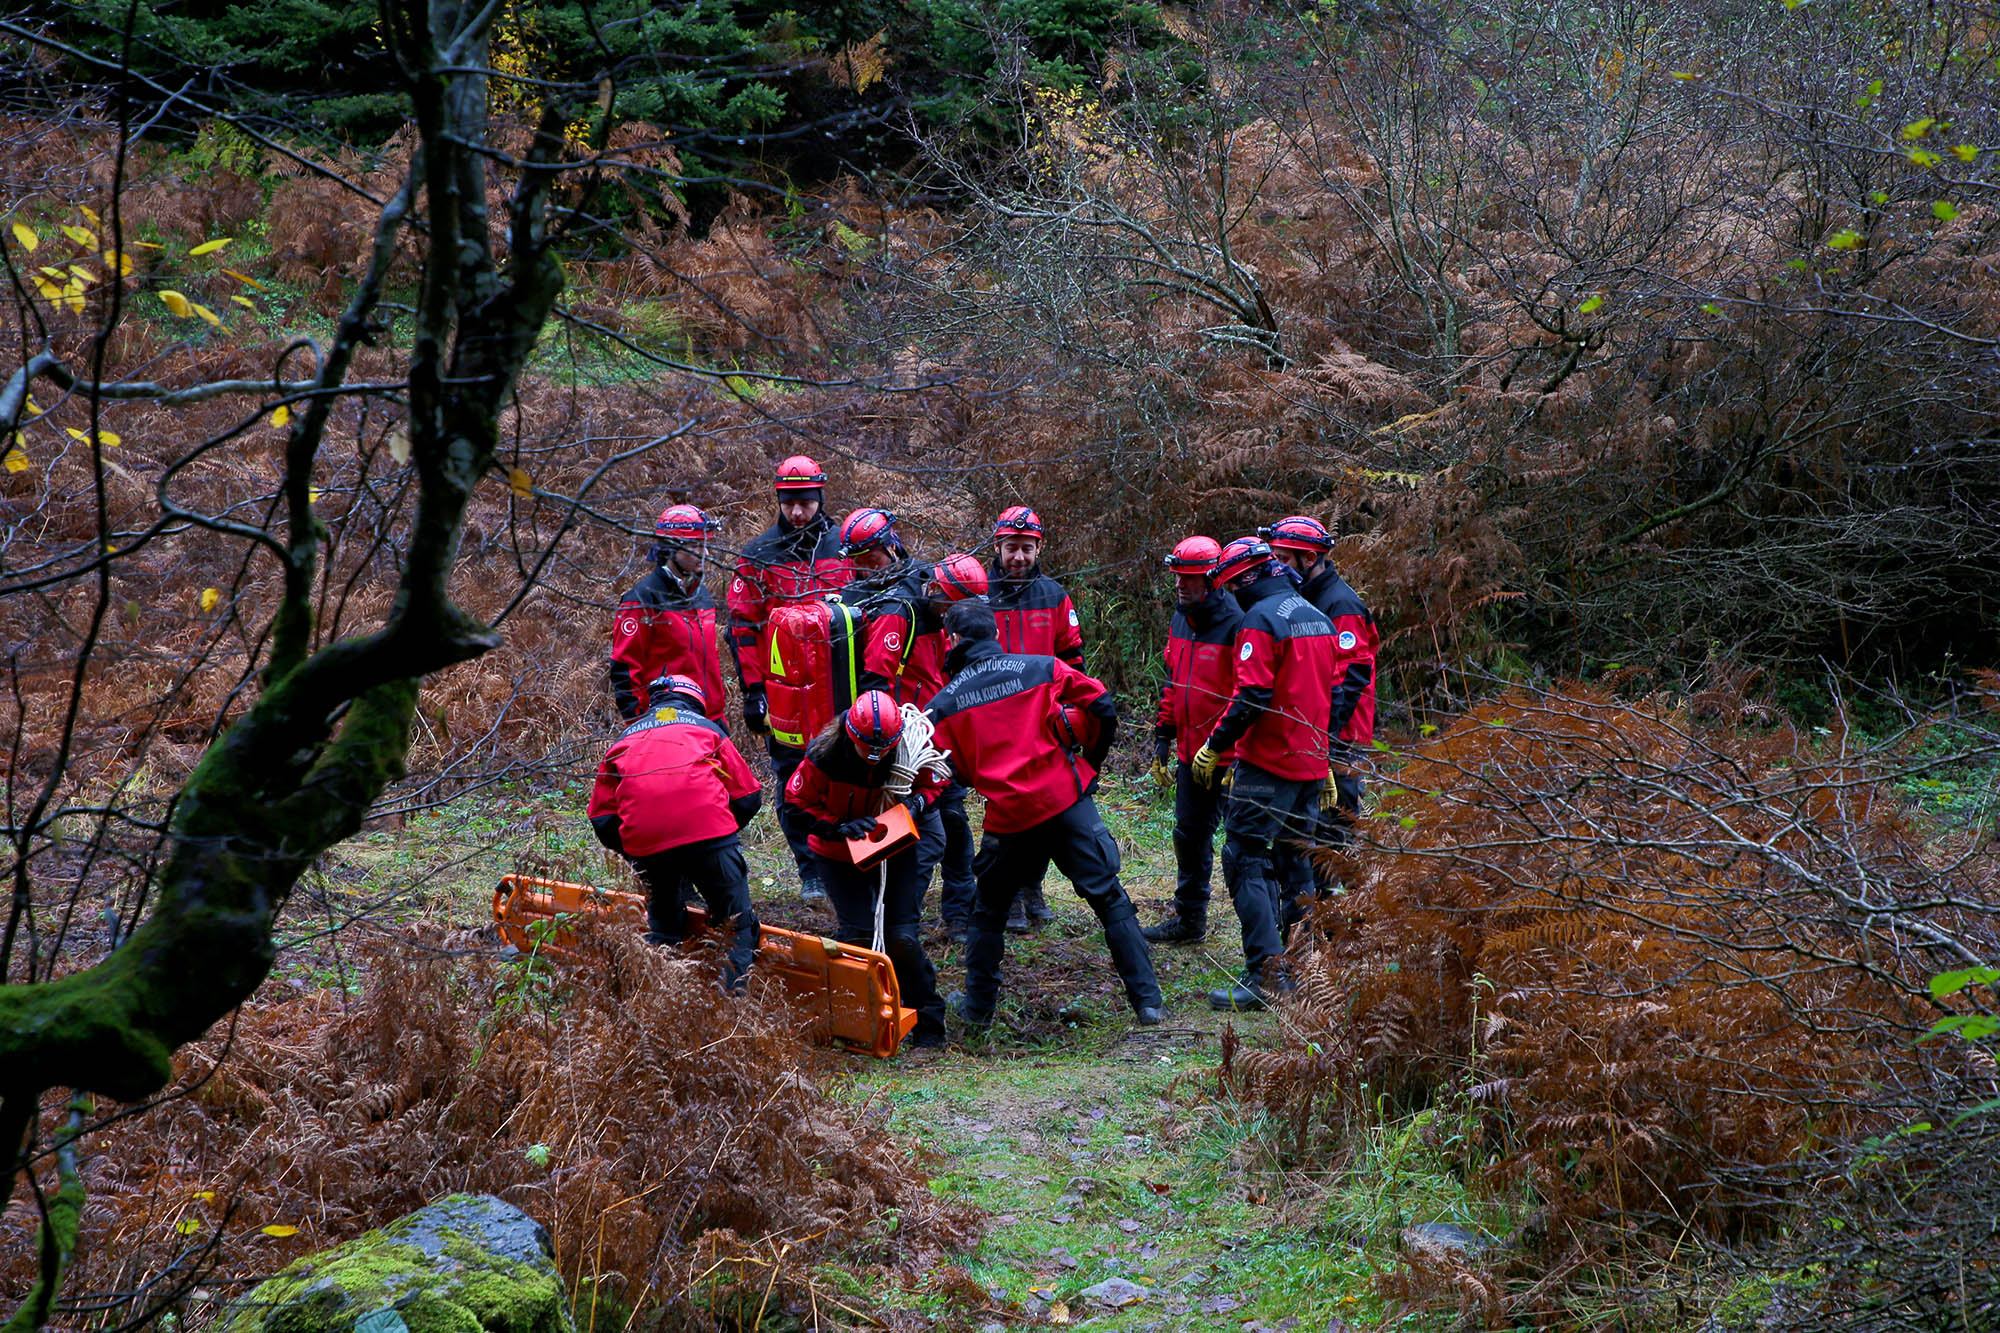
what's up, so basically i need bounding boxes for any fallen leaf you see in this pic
[159,289,193,317]
[260,1224,301,1238]
[190,237,233,256]
[270,405,291,428]
[11,220,38,251]
[508,466,533,498]
[200,588,220,612]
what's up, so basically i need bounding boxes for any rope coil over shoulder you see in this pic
[871,704,953,952]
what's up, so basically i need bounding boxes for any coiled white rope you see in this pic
[870,704,955,952]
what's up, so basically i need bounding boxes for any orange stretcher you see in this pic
[490,874,918,1058]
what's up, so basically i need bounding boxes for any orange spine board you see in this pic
[491,874,917,1058]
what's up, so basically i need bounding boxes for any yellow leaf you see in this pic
[192,1191,217,1202]
[189,237,232,256]
[270,404,291,427]
[508,467,533,498]
[1953,143,1979,162]
[260,1225,301,1238]
[61,224,97,248]
[1669,71,1700,81]
[223,268,267,291]
[1901,117,1936,141]
[3,446,29,473]
[1578,294,1604,313]
[200,587,220,612]
[1933,200,1960,221]
[78,205,100,225]
[1908,148,1942,168]
[232,294,256,309]
[130,240,162,249]
[160,289,193,317]
[192,302,221,327]
[102,250,135,276]
[387,428,412,464]
[174,1217,203,1235]
[1825,229,1865,251]
[308,487,320,505]
[68,264,98,284]
[65,289,84,316]
[9,220,36,251]
[31,276,59,300]
[64,427,120,448]
[1048,1302,1071,1325]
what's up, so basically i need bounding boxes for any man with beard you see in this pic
[985,505,1083,931]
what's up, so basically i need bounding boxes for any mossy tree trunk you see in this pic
[0,0,568,1274]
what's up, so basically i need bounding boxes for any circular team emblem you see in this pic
[1239,641,1254,661]
[884,631,902,650]
[1338,629,1357,650]
[620,618,638,637]
[1068,608,1080,626]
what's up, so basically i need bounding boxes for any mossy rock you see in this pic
[223,1194,572,1333]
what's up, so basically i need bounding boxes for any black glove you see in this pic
[1153,734,1172,767]
[900,794,931,820]
[835,816,880,841]
[742,686,769,735]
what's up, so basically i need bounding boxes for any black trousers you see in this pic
[1220,761,1322,981]
[960,797,1161,1020]
[631,833,758,989]
[1307,773,1364,897]
[915,779,977,926]
[819,851,947,1043]
[1170,758,1228,920]
[767,740,823,891]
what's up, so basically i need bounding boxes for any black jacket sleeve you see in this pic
[728,789,763,830]
[590,813,624,853]
[1204,684,1273,755]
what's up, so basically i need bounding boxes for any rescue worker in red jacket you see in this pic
[985,505,1083,930]
[727,456,853,903]
[609,504,727,723]
[927,599,1164,1029]
[1143,536,1245,945]
[1261,516,1379,882]
[587,675,763,989]
[1190,538,1337,1011]
[856,552,989,938]
[782,691,949,1047]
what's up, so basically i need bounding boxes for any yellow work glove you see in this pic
[1151,760,1173,789]
[1190,744,1221,789]
[1320,767,1341,813]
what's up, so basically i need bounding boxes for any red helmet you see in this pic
[1164,535,1222,574]
[929,553,989,602]
[1260,515,1333,554]
[775,454,827,491]
[1210,536,1276,589]
[655,503,719,542]
[993,505,1044,539]
[646,673,708,712]
[843,690,904,762]
[837,507,899,557]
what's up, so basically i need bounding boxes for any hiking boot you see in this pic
[1133,1005,1167,1027]
[1208,981,1269,1012]
[943,919,969,946]
[1023,883,1054,925]
[1004,899,1031,933]
[1142,913,1205,945]
[945,989,991,1029]
[800,877,829,905]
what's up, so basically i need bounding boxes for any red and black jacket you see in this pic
[727,513,852,692]
[1203,573,1336,782]
[609,561,726,722]
[851,563,951,707]
[782,728,947,864]
[986,565,1085,668]
[1297,563,1379,752]
[587,706,763,857]
[1156,586,1243,763]
[926,639,1117,834]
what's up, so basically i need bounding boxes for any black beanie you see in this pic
[944,598,997,642]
